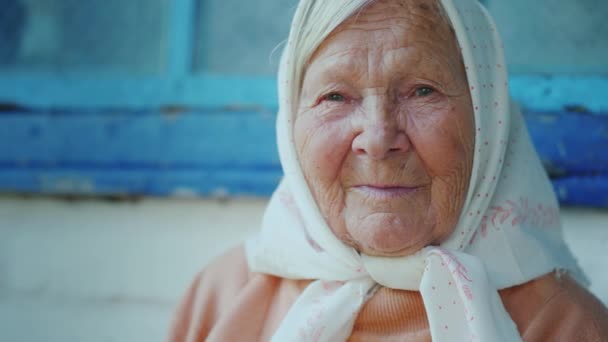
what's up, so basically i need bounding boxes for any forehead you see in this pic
[309,0,458,67]
[346,0,450,31]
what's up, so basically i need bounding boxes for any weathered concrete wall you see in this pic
[0,197,262,342]
[0,197,606,342]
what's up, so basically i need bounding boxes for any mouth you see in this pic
[352,185,423,199]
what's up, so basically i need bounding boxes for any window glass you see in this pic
[194,0,297,75]
[0,0,169,75]
[487,0,607,73]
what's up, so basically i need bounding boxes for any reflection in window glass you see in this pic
[0,0,169,75]
[195,0,297,76]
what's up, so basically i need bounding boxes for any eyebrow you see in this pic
[304,47,457,91]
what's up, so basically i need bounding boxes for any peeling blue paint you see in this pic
[525,109,608,174]
[553,175,608,208]
[0,76,607,206]
[0,105,607,206]
[509,76,608,113]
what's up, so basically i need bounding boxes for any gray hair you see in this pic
[280,0,371,115]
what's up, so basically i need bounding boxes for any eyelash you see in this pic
[322,92,346,102]
[318,85,438,105]
[413,86,436,97]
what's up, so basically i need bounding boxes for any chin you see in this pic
[345,213,433,257]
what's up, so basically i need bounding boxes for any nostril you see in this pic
[352,126,409,158]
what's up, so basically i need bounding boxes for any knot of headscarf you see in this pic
[247,181,522,341]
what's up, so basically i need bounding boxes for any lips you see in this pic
[352,185,423,199]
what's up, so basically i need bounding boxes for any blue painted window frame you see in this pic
[0,0,278,109]
[0,0,607,206]
[0,0,282,197]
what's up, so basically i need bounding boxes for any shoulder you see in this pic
[169,244,281,342]
[500,272,608,341]
[197,244,253,295]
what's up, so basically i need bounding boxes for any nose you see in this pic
[351,100,410,160]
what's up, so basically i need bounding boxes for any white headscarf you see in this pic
[246,0,585,340]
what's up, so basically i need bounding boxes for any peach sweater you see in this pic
[170,246,608,342]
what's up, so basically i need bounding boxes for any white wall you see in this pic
[0,196,606,342]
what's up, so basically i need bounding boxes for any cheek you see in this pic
[294,114,355,234]
[408,104,474,235]
[294,114,354,194]
[408,103,474,179]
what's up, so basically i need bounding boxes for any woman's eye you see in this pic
[414,86,435,97]
[324,93,345,102]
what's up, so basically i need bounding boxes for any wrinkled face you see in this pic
[294,0,475,257]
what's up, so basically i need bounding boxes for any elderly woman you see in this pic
[170,0,608,340]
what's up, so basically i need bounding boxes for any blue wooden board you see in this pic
[510,75,608,113]
[1,106,607,206]
[0,167,282,197]
[553,175,608,208]
[2,108,604,172]
[0,108,279,165]
[0,75,607,206]
[525,110,608,174]
[0,108,281,196]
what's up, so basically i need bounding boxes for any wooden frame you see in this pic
[0,0,606,206]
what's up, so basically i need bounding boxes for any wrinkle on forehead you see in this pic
[309,0,460,66]
[348,0,453,36]
[302,0,465,93]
